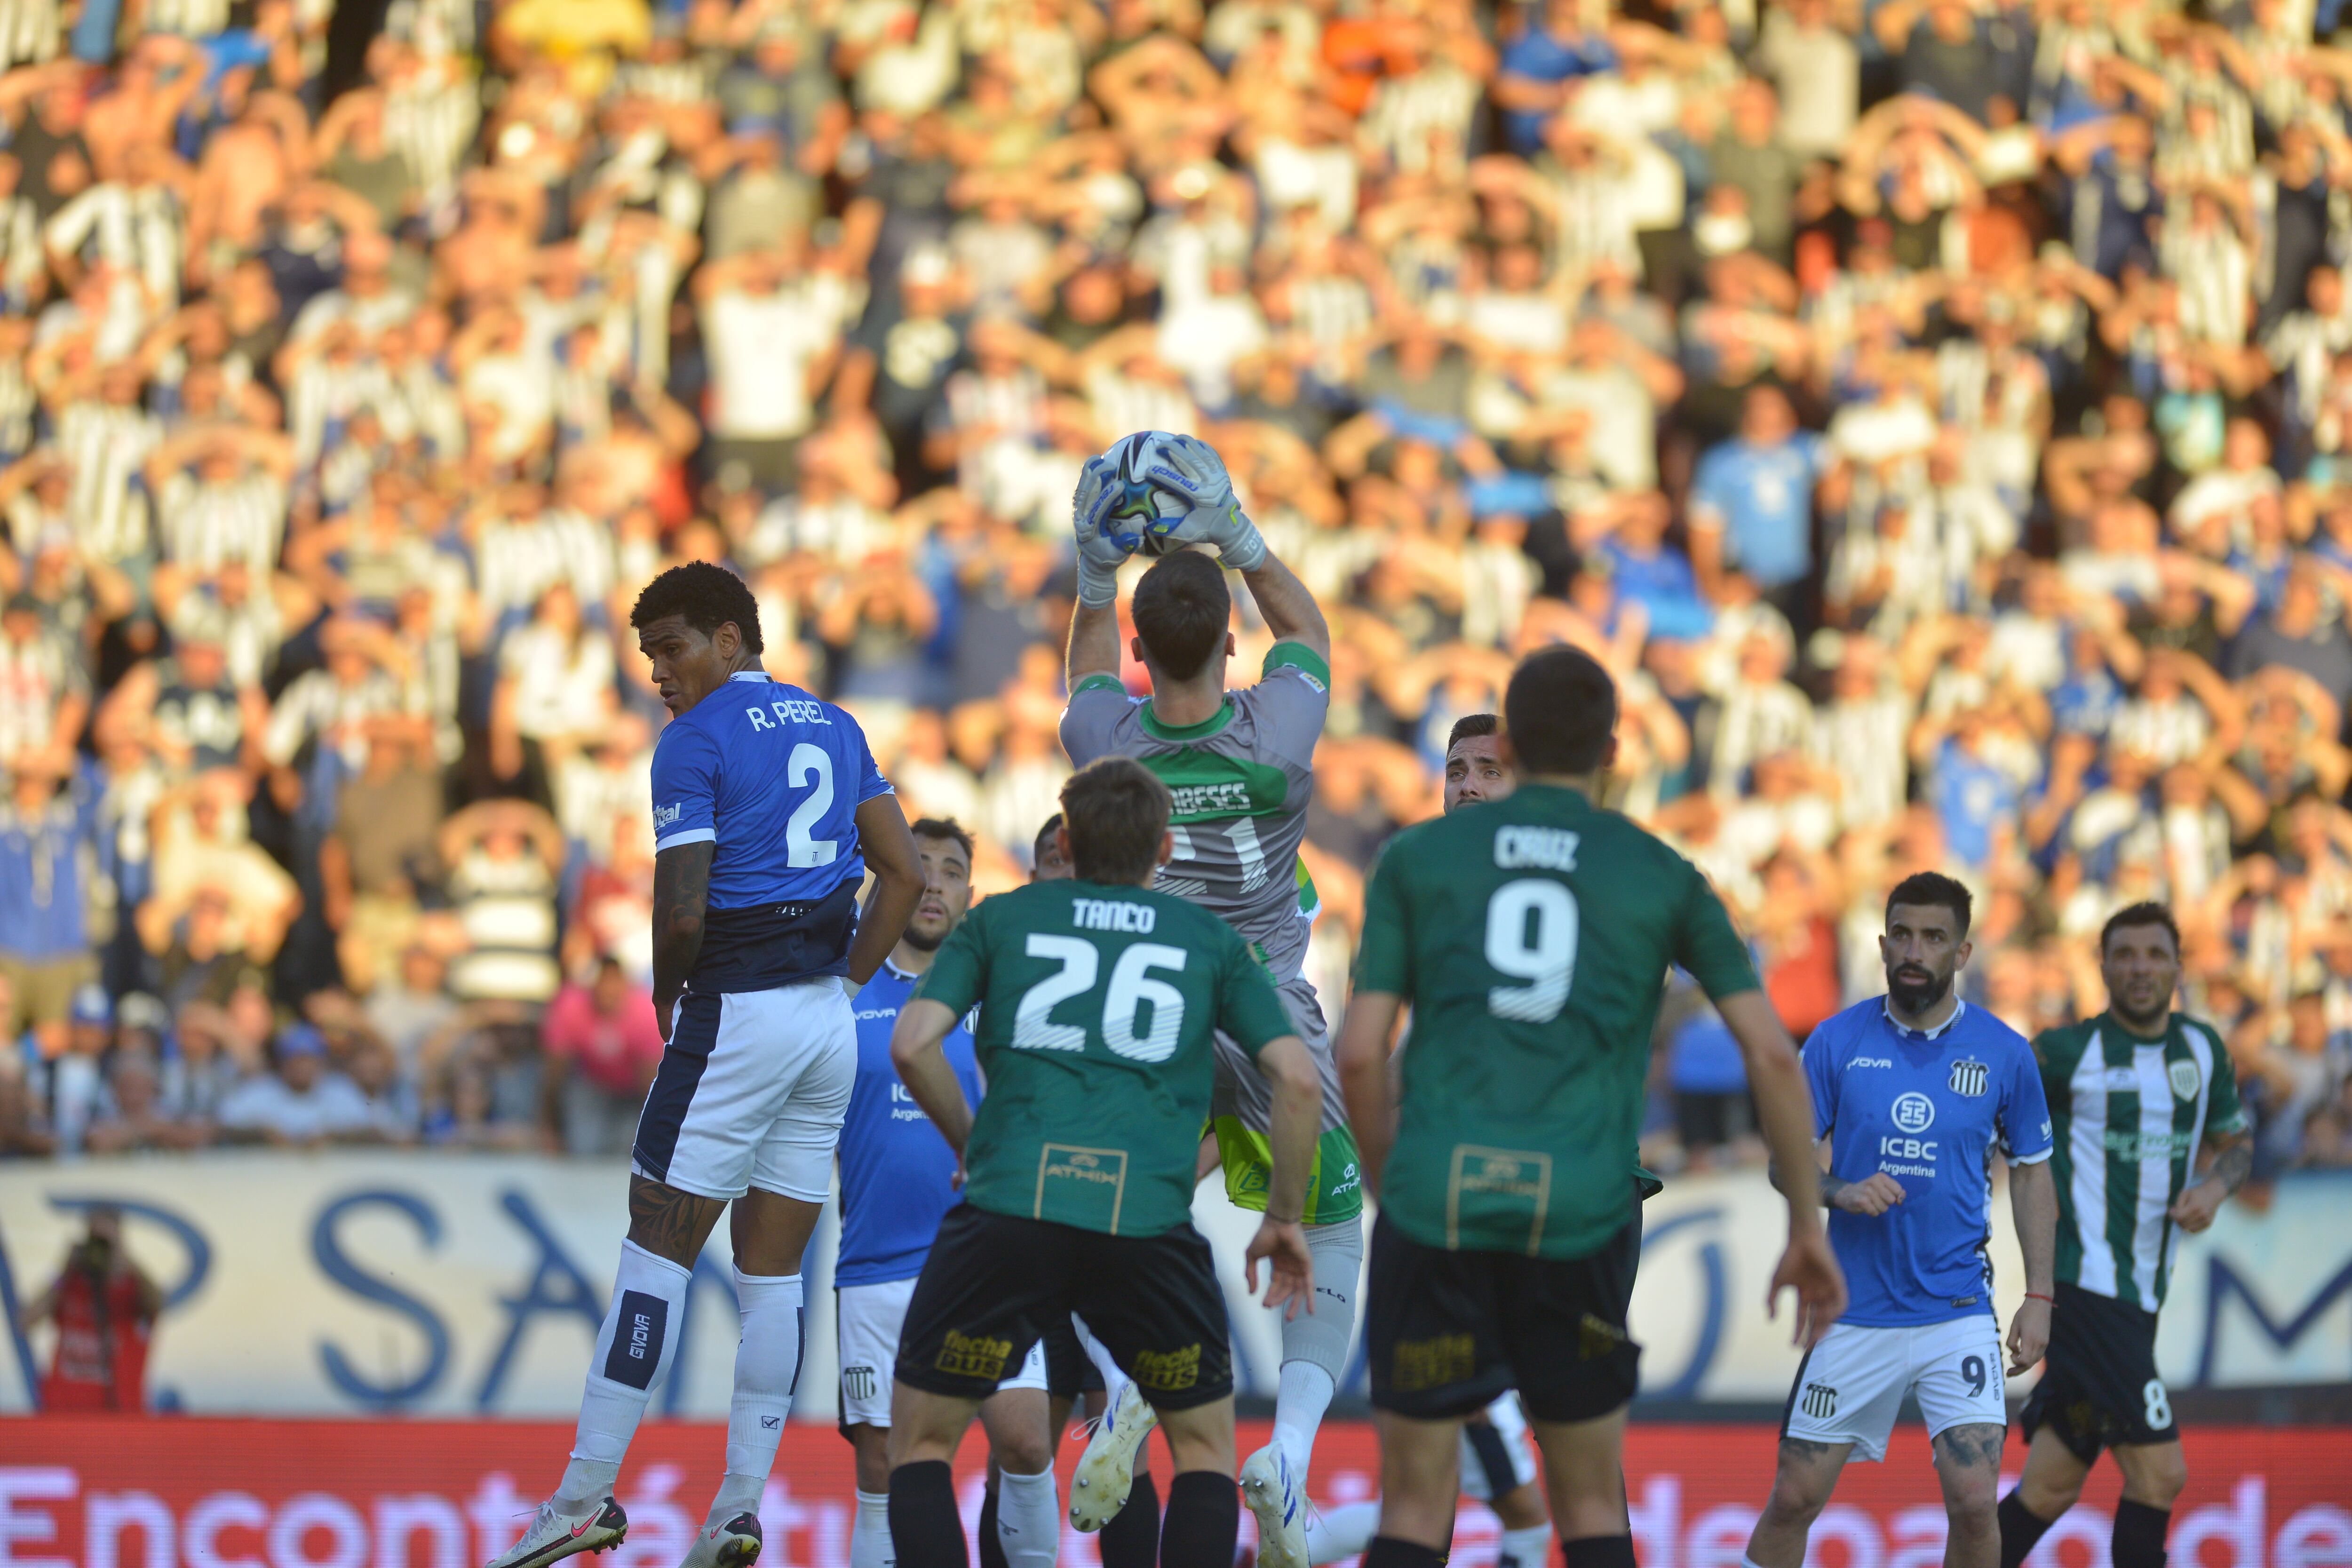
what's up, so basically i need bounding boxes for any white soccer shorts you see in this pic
[1459,1391,1539,1503]
[633,978,857,1202]
[836,1277,1049,1427]
[1781,1316,2008,1462]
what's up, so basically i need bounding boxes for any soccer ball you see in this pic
[1096,430,1196,557]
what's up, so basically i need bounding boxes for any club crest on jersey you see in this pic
[1948,1059,1990,1097]
[2168,1058,2201,1101]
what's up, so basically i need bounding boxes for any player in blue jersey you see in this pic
[1744,873,2058,1568]
[837,817,1066,1568]
[490,563,923,1568]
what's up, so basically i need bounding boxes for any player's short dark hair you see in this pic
[1446,713,1500,754]
[911,817,975,867]
[1033,812,1064,863]
[1130,551,1229,681]
[2101,900,2180,957]
[1059,757,1171,884]
[629,561,763,654]
[1886,871,1972,935]
[1504,648,1616,774]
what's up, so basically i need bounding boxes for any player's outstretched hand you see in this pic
[1151,435,1268,572]
[1830,1172,1907,1216]
[1072,451,1134,608]
[2005,1293,2049,1374]
[1767,1228,1847,1350]
[1244,1217,1316,1321]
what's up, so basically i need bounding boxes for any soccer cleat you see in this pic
[678,1512,763,1568]
[1068,1380,1158,1531]
[484,1497,628,1568]
[1239,1445,1307,1568]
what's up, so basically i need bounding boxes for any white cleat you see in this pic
[485,1497,628,1568]
[1068,1380,1159,1531]
[1239,1446,1307,1568]
[678,1512,763,1568]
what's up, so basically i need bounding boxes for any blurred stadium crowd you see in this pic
[1,0,2349,1188]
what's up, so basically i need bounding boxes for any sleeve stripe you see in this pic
[1261,641,1332,685]
[2007,1146,2055,1166]
[1071,673,1127,696]
[654,827,716,852]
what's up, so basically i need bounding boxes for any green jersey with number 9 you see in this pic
[1355,783,1760,1260]
[914,879,1297,1238]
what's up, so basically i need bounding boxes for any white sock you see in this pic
[1271,1360,1335,1476]
[995,1469,1060,1568]
[711,1269,803,1525]
[1498,1524,1554,1568]
[557,1241,691,1508]
[1305,1501,1382,1565]
[852,1489,893,1568]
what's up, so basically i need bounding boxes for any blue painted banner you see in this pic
[0,1156,2342,1416]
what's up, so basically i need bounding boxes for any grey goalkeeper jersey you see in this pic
[1059,642,1345,1131]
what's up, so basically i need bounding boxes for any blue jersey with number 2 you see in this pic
[1803,996,2053,1329]
[650,670,893,990]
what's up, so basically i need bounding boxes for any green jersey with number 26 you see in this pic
[1355,783,1760,1260]
[915,879,1296,1238]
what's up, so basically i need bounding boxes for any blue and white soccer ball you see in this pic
[1096,430,1199,557]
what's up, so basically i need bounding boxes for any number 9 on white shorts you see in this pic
[1780,1317,2006,1462]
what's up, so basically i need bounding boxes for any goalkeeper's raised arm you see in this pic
[1065,431,1330,688]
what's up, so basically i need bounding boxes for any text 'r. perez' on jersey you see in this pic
[649,670,894,993]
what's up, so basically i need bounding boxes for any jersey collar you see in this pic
[2099,1010,2175,1047]
[729,670,773,684]
[1138,696,1234,742]
[1882,996,1967,1041]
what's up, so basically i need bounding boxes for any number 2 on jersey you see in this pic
[786,743,838,867]
[1486,878,1578,1022]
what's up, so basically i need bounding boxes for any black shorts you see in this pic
[2019,1281,2176,1460]
[1041,1316,1092,1401]
[895,1204,1233,1412]
[1366,1210,1641,1423]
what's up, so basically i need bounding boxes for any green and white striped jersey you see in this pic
[2032,1011,2249,1311]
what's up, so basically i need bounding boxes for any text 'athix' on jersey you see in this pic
[1494,827,1580,871]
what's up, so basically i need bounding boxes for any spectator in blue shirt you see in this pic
[1931,710,2021,870]
[1689,385,1829,624]
[1584,490,1714,642]
[0,767,100,1060]
[1669,1003,1754,1165]
[1495,0,1620,152]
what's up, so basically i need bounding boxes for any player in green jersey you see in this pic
[882,757,1325,1568]
[1301,713,1580,1568]
[1063,443,1359,1568]
[1999,903,2251,1568]
[1337,647,1847,1568]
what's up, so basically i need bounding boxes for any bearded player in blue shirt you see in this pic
[491,563,923,1568]
[836,816,1070,1568]
[1745,873,2058,1568]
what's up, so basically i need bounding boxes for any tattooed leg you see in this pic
[628,1172,728,1268]
[1746,1437,1852,1568]
[1933,1424,2007,1568]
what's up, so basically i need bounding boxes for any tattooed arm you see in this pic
[2169,1130,2252,1234]
[650,840,715,1041]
